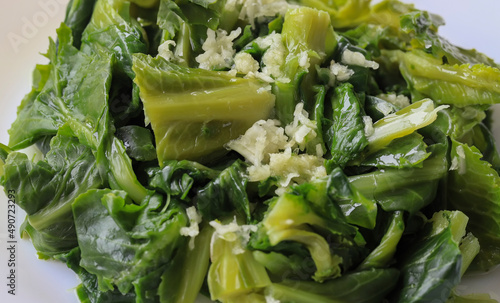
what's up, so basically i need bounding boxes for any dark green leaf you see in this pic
[157,0,225,66]
[116,125,157,162]
[73,189,188,293]
[57,248,136,303]
[393,211,468,303]
[358,211,404,269]
[349,143,447,214]
[195,160,251,222]
[364,95,399,122]
[64,0,97,49]
[9,24,113,150]
[359,132,430,169]
[447,140,500,270]
[255,179,365,282]
[326,82,368,168]
[3,131,102,256]
[81,0,148,78]
[268,268,399,303]
[148,160,218,200]
[327,167,378,229]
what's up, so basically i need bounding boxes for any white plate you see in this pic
[0,1,499,302]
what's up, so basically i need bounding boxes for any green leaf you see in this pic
[365,98,446,154]
[447,140,500,270]
[395,50,500,106]
[8,24,113,150]
[326,82,368,168]
[130,0,159,8]
[81,0,147,124]
[73,189,188,293]
[459,233,480,276]
[364,95,400,122]
[258,181,363,282]
[115,125,157,162]
[274,7,337,124]
[57,248,137,302]
[14,63,52,126]
[341,23,402,58]
[148,159,218,200]
[400,10,499,67]
[463,124,500,174]
[157,0,225,66]
[394,211,469,303]
[159,224,213,303]
[107,137,151,203]
[208,230,271,302]
[3,131,102,257]
[195,160,251,222]
[297,0,371,29]
[282,7,336,78]
[267,268,399,303]
[81,0,147,78]
[358,211,405,269]
[327,167,378,229]
[359,132,430,168]
[64,0,97,49]
[252,250,315,281]
[132,54,275,164]
[349,143,448,214]
[447,292,498,303]
[367,0,416,32]
[437,106,487,141]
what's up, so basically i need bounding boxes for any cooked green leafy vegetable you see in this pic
[2,0,500,302]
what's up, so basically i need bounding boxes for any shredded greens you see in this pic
[2,0,500,302]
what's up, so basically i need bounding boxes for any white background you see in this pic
[0,0,499,302]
